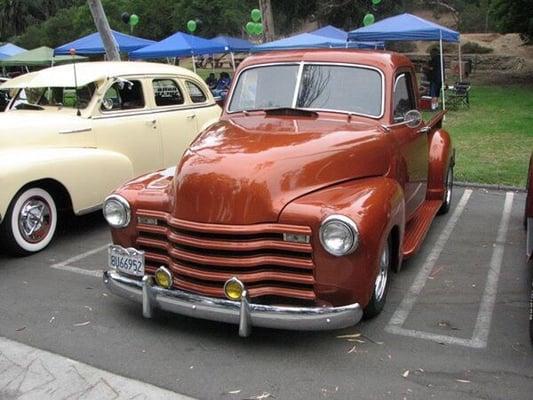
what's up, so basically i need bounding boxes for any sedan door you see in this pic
[92,78,163,177]
[150,77,198,167]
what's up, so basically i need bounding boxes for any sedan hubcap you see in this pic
[18,197,52,244]
[374,244,389,302]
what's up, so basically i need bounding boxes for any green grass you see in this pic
[444,85,533,187]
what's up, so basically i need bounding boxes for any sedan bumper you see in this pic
[103,270,363,337]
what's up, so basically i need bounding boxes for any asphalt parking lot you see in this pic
[0,186,532,400]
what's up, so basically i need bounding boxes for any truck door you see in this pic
[390,72,429,220]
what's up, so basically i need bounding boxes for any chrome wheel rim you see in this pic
[18,196,52,244]
[445,168,453,205]
[374,244,390,302]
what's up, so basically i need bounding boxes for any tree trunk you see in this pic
[259,0,275,42]
[87,0,120,61]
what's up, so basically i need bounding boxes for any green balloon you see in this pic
[187,19,197,33]
[363,13,375,26]
[129,14,139,26]
[372,0,382,5]
[246,21,255,35]
[253,22,263,35]
[251,8,262,22]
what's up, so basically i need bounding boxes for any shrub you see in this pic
[461,42,494,54]
[386,41,417,53]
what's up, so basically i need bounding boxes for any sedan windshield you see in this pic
[228,63,383,117]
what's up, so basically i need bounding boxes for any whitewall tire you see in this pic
[1,188,57,255]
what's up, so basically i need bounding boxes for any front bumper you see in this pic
[103,270,363,337]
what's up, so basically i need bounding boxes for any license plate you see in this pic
[108,245,145,277]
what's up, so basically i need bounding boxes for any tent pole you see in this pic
[458,40,463,81]
[192,54,196,74]
[230,52,236,72]
[439,31,446,112]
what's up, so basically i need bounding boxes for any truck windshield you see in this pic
[228,63,383,117]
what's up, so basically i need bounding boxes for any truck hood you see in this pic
[172,114,389,224]
[0,110,92,149]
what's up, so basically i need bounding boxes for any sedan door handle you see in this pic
[145,119,157,129]
[186,114,196,120]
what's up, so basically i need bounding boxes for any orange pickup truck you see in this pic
[102,50,454,337]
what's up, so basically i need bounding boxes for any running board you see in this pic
[402,200,442,258]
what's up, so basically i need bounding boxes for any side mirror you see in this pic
[404,109,422,128]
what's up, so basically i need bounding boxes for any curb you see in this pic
[454,181,525,192]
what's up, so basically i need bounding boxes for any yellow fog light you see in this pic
[154,266,173,289]
[224,277,244,301]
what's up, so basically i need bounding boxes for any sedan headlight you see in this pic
[319,215,359,256]
[103,195,131,228]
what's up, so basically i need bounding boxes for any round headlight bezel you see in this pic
[319,215,359,256]
[103,194,131,228]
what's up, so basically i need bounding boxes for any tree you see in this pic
[491,0,533,43]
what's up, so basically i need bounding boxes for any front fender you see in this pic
[279,177,405,308]
[0,148,133,218]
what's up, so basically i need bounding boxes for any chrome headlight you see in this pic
[103,195,131,228]
[319,215,359,256]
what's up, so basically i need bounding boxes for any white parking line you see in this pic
[471,191,514,347]
[387,189,473,327]
[386,190,514,349]
[0,335,195,399]
[50,245,107,278]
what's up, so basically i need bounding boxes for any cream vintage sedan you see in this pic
[0,61,221,255]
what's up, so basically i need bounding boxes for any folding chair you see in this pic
[447,81,471,109]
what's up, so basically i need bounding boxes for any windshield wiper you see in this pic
[264,107,318,117]
[14,103,44,111]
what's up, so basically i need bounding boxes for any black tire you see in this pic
[438,165,454,215]
[364,236,392,319]
[0,187,58,256]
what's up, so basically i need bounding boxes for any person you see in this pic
[205,72,217,90]
[428,47,445,110]
[212,72,232,98]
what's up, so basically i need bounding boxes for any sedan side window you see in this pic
[153,79,184,106]
[102,80,145,112]
[393,73,415,122]
[185,81,207,103]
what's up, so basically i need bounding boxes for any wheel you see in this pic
[438,165,454,215]
[364,236,392,319]
[0,187,57,256]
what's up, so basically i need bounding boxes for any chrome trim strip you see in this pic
[58,128,92,135]
[76,204,102,216]
[226,61,386,119]
[92,103,217,120]
[103,269,362,335]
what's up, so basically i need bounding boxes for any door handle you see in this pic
[417,126,431,134]
[145,119,157,129]
[186,114,196,120]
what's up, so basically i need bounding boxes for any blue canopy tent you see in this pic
[253,31,383,52]
[0,52,9,60]
[129,32,226,72]
[310,25,348,41]
[210,35,254,70]
[54,30,155,56]
[348,13,461,109]
[0,43,26,56]
[252,32,348,52]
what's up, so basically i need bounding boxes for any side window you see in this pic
[101,80,145,111]
[393,73,415,122]
[153,79,184,106]
[185,81,207,103]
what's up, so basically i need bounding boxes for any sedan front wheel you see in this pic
[0,187,57,256]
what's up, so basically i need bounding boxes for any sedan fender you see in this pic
[0,148,133,220]
[279,177,405,308]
